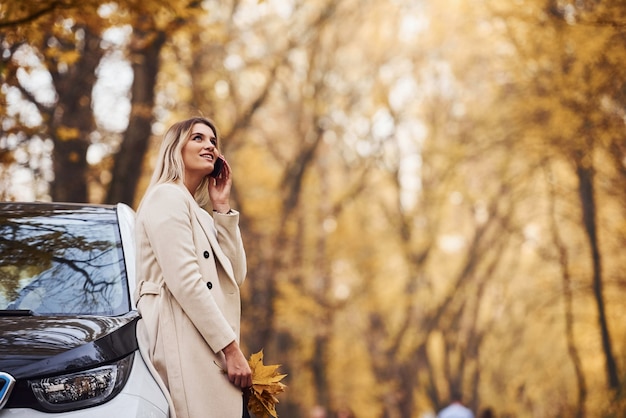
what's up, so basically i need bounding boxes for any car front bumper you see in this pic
[0,353,169,418]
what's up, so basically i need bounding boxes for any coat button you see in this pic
[203,250,210,259]
[206,282,213,290]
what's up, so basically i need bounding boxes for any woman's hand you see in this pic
[223,341,252,389]
[209,157,232,213]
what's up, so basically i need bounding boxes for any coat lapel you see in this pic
[188,198,237,282]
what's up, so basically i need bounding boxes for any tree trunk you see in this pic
[50,25,103,202]
[576,157,619,390]
[106,19,166,206]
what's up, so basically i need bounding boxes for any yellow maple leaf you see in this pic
[247,350,287,418]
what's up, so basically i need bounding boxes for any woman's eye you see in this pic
[211,139,217,146]
[192,135,202,141]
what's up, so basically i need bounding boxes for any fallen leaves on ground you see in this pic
[247,349,287,418]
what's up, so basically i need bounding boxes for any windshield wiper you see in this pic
[0,309,34,316]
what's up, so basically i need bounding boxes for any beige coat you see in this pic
[134,182,247,418]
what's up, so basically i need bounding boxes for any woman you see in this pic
[134,116,252,418]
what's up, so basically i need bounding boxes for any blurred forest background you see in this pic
[2,0,626,417]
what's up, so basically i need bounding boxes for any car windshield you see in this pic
[0,204,130,316]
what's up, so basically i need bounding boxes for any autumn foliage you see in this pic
[246,350,287,418]
[3,1,626,417]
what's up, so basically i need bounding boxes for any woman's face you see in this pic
[181,122,219,178]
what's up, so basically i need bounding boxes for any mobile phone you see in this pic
[210,156,225,178]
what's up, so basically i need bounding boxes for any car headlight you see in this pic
[29,353,134,412]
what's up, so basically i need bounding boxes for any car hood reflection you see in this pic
[0,311,139,379]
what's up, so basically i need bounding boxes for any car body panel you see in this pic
[0,313,138,380]
[116,203,138,310]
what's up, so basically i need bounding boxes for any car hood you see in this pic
[0,311,139,379]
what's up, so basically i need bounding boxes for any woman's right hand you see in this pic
[223,341,252,389]
[208,157,232,213]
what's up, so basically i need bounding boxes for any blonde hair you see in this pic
[148,116,220,207]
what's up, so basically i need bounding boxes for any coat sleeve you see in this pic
[212,211,247,286]
[140,184,237,353]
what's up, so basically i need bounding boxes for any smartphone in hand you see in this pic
[210,156,225,178]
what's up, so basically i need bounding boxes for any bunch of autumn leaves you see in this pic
[246,350,287,418]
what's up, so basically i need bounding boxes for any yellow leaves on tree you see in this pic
[247,350,287,418]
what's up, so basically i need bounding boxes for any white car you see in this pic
[0,202,169,417]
